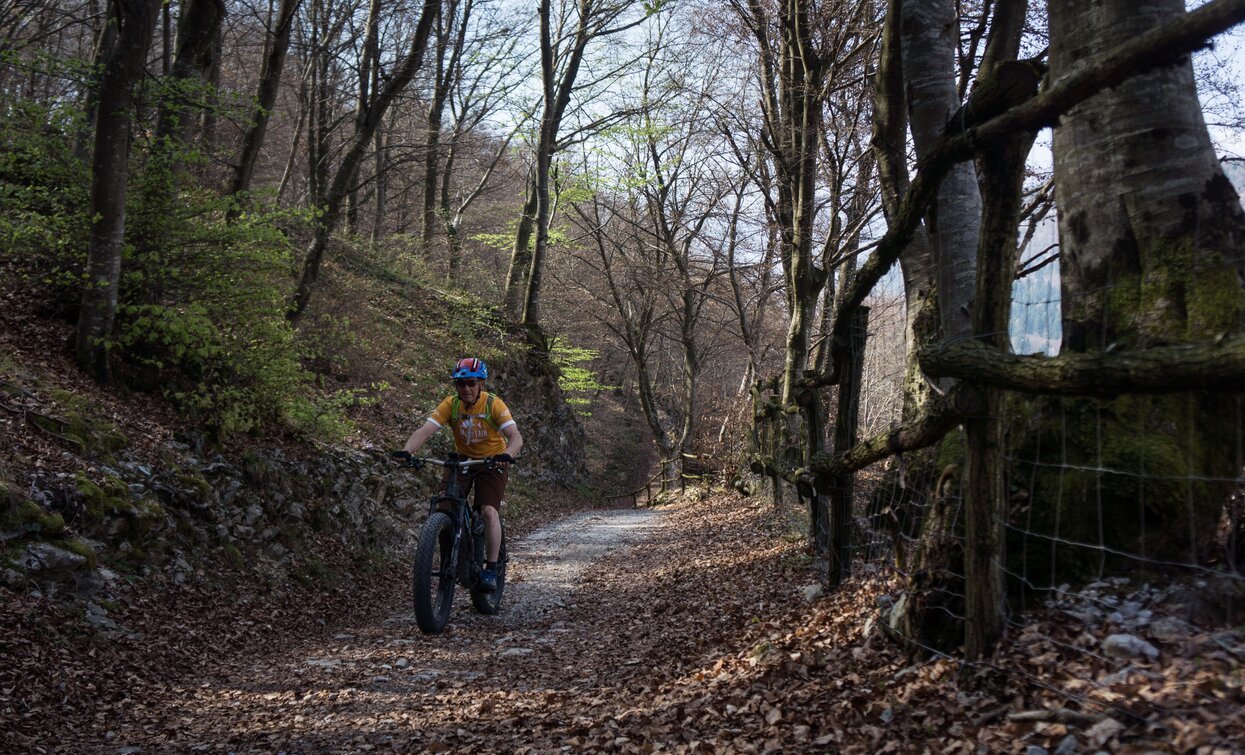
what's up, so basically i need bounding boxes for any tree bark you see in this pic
[75,0,163,383]
[227,0,301,212]
[288,0,440,321]
[154,0,226,148]
[900,0,981,345]
[1043,0,1245,569]
[921,336,1245,395]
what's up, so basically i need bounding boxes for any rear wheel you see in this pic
[413,512,457,634]
[471,521,507,615]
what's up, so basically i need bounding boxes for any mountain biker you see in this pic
[392,357,522,593]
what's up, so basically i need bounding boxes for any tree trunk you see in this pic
[420,0,472,261]
[75,0,120,160]
[154,0,226,148]
[75,0,163,383]
[228,0,301,213]
[504,176,539,315]
[289,0,440,321]
[900,0,981,344]
[1040,0,1245,571]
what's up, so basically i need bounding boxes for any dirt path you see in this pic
[26,493,1239,754]
[92,507,676,753]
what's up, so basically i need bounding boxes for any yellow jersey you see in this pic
[428,391,515,458]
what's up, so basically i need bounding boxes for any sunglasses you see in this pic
[454,379,481,388]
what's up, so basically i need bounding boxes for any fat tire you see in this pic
[471,522,507,615]
[413,512,457,634]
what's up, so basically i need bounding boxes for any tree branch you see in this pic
[920,336,1245,397]
[803,384,983,482]
[819,0,1245,386]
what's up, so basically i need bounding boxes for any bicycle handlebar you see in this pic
[392,454,515,471]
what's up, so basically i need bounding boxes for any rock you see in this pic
[499,647,533,657]
[1025,747,1048,755]
[802,584,824,601]
[1148,616,1191,642]
[1053,735,1080,755]
[1101,634,1159,660]
[18,542,87,574]
[1,568,27,589]
[85,603,118,630]
[396,658,410,669]
[1098,666,1134,685]
[244,504,264,527]
[1084,717,1125,747]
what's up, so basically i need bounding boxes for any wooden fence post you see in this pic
[827,306,868,587]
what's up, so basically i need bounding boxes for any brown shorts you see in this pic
[439,464,509,510]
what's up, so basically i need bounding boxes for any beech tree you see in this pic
[1032,0,1245,567]
[287,0,439,320]
[502,0,653,331]
[75,0,163,382]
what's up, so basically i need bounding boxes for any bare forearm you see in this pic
[503,428,523,459]
[402,421,438,454]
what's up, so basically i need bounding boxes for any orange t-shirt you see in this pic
[427,392,516,458]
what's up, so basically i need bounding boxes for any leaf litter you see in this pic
[3,492,1243,753]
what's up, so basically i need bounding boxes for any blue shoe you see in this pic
[478,568,497,593]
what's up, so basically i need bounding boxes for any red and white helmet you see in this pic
[451,357,488,380]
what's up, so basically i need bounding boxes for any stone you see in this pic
[245,504,264,527]
[1,568,26,589]
[18,542,87,574]
[1148,616,1191,642]
[1101,634,1159,660]
[1053,736,1080,755]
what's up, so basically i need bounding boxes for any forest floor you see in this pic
[7,491,1244,754]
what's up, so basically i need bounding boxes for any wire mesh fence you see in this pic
[742,270,1245,746]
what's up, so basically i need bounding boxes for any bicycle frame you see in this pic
[401,452,508,633]
[419,454,492,588]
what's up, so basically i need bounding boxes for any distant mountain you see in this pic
[1011,217,1061,355]
[1009,160,1244,357]
[1224,160,1245,197]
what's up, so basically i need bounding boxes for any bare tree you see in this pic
[502,0,653,331]
[227,0,303,212]
[287,0,439,320]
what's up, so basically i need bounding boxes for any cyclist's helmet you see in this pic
[452,357,488,381]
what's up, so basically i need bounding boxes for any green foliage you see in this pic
[551,339,616,416]
[48,388,129,454]
[0,89,368,440]
[222,543,245,569]
[0,498,66,537]
[75,473,133,525]
[0,98,91,303]
[58,538,98,569]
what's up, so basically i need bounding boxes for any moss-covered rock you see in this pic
[76,474,133,525]
[1,491,67,538]
[56,538,98,569]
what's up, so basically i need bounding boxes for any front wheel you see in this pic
[413,512,457,634]
[471,521,507,615]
